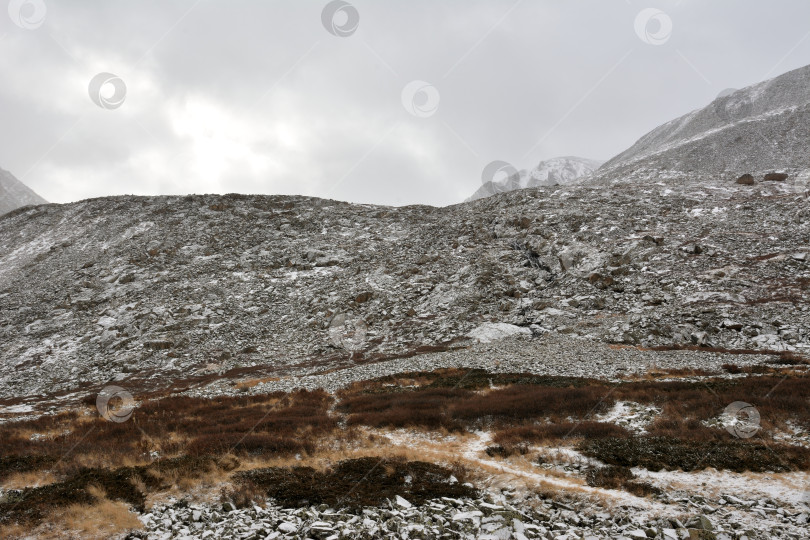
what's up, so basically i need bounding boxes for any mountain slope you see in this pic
[0,168,47,215]
[1,184,807,407]
[465,156,603,202]
[595,64,810,183]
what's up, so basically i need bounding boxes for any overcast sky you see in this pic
[2,0,810,207]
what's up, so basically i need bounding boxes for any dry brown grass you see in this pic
[7,368,806,492]
[0,498,141,540]
[608,344,639,350]
[0,388,337,479]
[55,498,142,539]
[2,367,809,528]
[2,470,58,490]
[636,366,719,379]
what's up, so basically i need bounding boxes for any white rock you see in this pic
[395,495,412,508]
[96,316,117,328]
[466,322,531,343]
[277,522,298,533]
[452,510,484,521]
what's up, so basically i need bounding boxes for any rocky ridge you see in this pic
[594,64,810,185]
[0,176,808,408]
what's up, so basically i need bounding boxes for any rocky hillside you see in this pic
[0,177,808,406]
[465,156,603,202]
[595,64,810,184]
[0,168,47,216]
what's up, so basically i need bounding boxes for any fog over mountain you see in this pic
[3,1,810,206]
[465,156,604,202]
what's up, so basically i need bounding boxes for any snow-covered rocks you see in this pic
[0,173,808,411]
[131,487,810,540]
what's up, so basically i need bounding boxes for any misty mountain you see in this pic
[465,156,603,202]
[594,63,810,183]
[0,168,47,216]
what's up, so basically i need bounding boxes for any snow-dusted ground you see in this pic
[377,427,810,539]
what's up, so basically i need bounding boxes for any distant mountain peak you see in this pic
[465,156,604,202]
[0,168,47,215]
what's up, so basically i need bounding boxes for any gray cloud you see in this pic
[2,0,810,207]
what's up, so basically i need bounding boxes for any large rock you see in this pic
[736,174,755,185]
[557,243,605,275]
[685,515,714,531]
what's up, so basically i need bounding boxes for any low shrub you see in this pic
[585,465,632,489]
[451,385,613,423]
[220,483,265,510]
[340,388,469,430]
[579,436,810,472]
[341,384,614,431]
[0,455,57,482]
[493,422,630,446]
[645,418,723,441]
[185,433,312,457]
[235,457,477,509]
[484,444,529,458]
[585,465,659,497]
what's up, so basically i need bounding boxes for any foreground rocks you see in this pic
[128,489,810,540]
